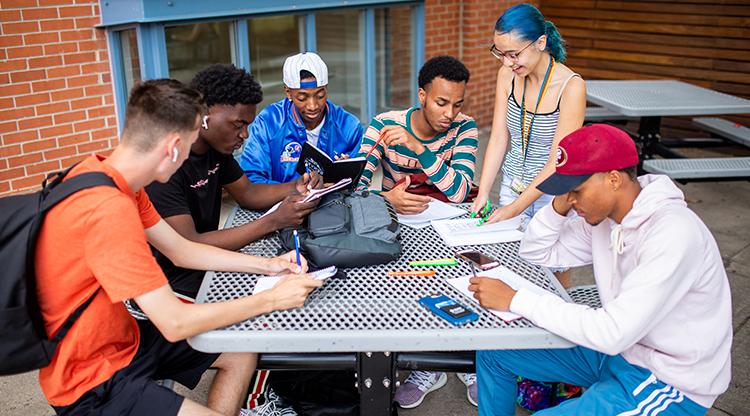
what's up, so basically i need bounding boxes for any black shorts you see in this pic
[53,320,220,416]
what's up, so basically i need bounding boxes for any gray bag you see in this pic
[279,191,402,268]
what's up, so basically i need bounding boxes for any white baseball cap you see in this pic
[282,52,328,89]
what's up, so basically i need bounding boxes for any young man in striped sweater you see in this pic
[356,56,480,408]
[356,56,479,216]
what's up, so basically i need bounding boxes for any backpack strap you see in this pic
[50,288,101,344]
[41,172,116,212]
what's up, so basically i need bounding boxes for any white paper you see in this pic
[258,201,282,219]
[252,267,337,295]
[431,217,524,246]
[445,265,560,321]
[301,178,352,203]
[397,199,466,228]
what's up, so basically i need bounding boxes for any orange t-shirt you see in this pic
[35,154,167,406]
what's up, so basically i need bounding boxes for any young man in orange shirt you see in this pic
[34,79,322,416]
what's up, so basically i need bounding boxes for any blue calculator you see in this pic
[419,294,479,326]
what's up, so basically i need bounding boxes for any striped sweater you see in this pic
[356,108,478,203]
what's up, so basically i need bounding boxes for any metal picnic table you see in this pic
[188,205,585,415]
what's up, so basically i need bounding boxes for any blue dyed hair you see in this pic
[494,3,566,63]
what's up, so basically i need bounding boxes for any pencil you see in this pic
[365,132,386,159]
[387,270,436,277]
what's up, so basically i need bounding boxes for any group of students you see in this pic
[31,3,731,416]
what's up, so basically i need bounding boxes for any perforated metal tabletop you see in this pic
[188,204,575,353]
[586,80,750,118]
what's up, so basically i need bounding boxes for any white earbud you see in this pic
[201,115,209,130]
[171,148,179,163]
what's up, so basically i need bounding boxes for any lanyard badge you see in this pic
[518,57,556,180]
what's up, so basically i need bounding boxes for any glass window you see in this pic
[119,29,141,94]
[248,15,305,109]
[165,22,233,83]
[316,9,364,120]
[375,6,414,114]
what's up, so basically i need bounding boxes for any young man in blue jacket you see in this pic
[239,52,364,184]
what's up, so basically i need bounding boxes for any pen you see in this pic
[470,200,490,219]
[387,270,436,277]
[365,132,386,159]
[476,201,491,226]
[409,258,459,267]
[293,230,302,267]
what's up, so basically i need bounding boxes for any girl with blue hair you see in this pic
[472,3,585,242]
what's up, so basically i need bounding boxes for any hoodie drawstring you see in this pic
[609,225,625,291]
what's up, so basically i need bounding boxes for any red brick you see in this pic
[0,0,39,7]
[0,181,9,194]
[56,132,88,147]
[103,94,113,105]
[44,42,78,54]
[0,10,22,22]
[60,154,88,169]
[11,174,45,191]
[86,106,114,119]
[77,139,107,153]
[51,87,84,101]
[21,7,59,20]
[74,118,105,132]
[9,70,46,84]
[59,5,93,17]
[0,167,25,182]
[40,19,75,31]
[84,84,111,96]
[53,110,86,124]
[60,29,92,42]
[0,145,22,158]
[90,126,117,140]
[2,129,38,145]
[23,32,60,45]
[0,35,24,48]
[63,51,96,65]
[32,79,67,93]
[18,115,53,130]
[81,62,108,74]
[36,101,71,115]
[8,152,43,168]
[47,65,81,79]
[0,107,34,122]
[40,124,73,139]
[0,121,17,134]
[6,45,44,59]
[38,0,73,5]
[14,92,50,107]
[105,115,116,126]
[77,39,106,51]
[0,97,11,108]
[28,55,64,68]
[70,96,101,110]
[0,83,31,97]
[26,160,61,175]
[2,21,39,35]
[75,16,100,29]
[0,73,8,85]
[44,145,77,160]
[66,74,98,88]
[22,138,57,153]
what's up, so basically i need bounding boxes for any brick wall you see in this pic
[423,0,529,128]
[0,0,117,196]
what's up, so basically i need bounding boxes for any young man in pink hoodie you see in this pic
[470,124,732,415]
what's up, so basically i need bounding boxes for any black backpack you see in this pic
[0,168,115,375]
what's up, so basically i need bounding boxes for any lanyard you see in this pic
[520,57,556,167]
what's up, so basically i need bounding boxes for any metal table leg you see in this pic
[358,351,397,416]
[637,116,686,160]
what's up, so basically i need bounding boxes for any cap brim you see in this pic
[537,173,593,195]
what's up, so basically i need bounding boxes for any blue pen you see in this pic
[293,230,302,266]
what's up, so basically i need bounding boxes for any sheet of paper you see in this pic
[445,265,560,322]
[252,267,337,295]
[431,217,524,246]
[397,199,466,227]
[258,201,282,219]
[301,178,352,203]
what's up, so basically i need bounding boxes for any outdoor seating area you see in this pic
[1,1,749,416]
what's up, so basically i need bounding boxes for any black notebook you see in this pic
[295,142,366,189]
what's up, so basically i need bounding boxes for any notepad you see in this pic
[431,216,524,246]
[396,199,466,229]
[252,266,337,295]
[300,178,352,203]
[445,265,560,322]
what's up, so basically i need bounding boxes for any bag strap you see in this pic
[41,172,116,212]
[50,288,101,344]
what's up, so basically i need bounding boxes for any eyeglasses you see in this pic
[489,41,534,61]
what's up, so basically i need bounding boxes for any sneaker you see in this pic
[394,371,448,409]
[456,372,478,406]
[244,388,297,416]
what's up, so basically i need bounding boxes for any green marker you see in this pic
[409,258,459,267]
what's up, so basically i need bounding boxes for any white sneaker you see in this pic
[394,371,448,409]
[456,372,478,406]
[244,388,297,416]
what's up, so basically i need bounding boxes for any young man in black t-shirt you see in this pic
[146,64,320,298]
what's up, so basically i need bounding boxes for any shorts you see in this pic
[52,320,220,416]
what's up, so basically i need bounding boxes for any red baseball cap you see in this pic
[538,124,639,195]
